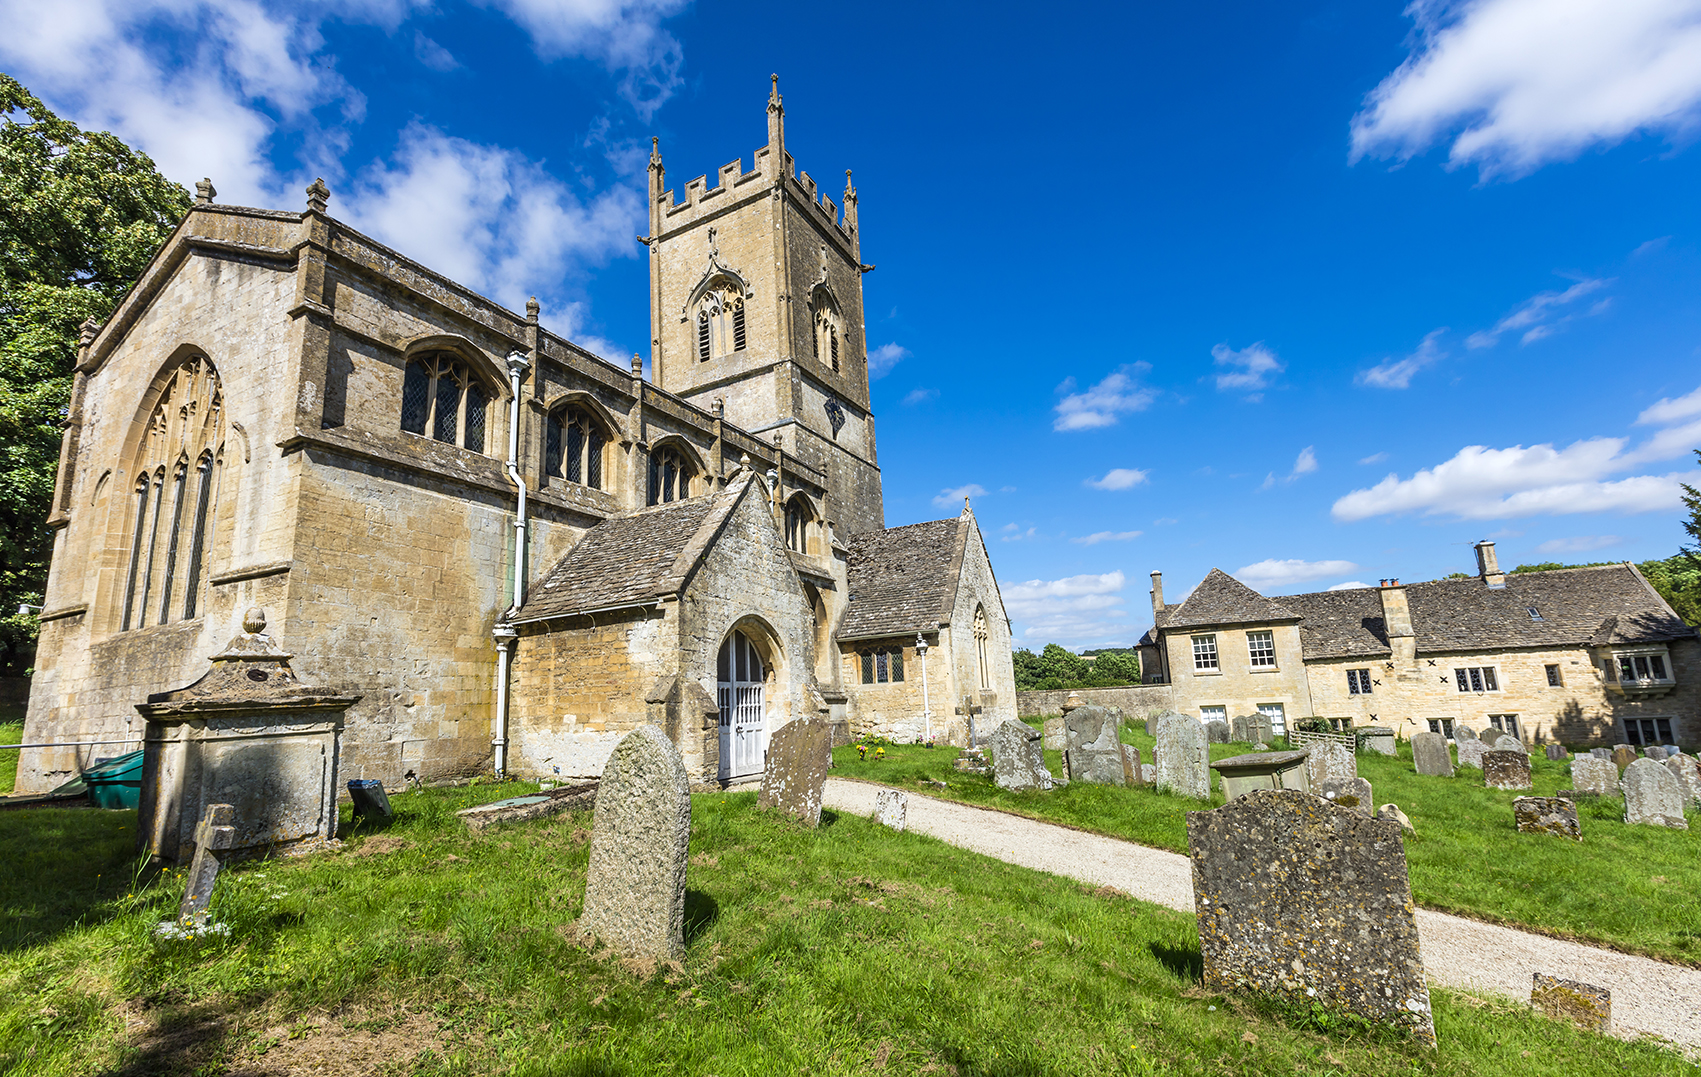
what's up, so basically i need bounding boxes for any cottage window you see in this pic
[1545,664,1562,687]
[1246,630,1276,668]
[1347,668,1373,695]
[1616,652,1671,684]
[1256,702,1287,735]
[400,352,490,454]
[1487,714,1520,740]
[1191,635,1219,672]
[1201,705,1227,723]
[647,445,695,505]
[1454,666,1498,692]
[860,646,905,684]
[1624,717,1674,746]
[545,406,605,490]
[1426,718,1456,738]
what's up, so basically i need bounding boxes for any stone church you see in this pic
[17,79,1017,794]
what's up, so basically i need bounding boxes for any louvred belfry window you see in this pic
[696,286,746,362]
[400,352,491,454]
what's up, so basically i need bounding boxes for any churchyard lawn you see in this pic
[833,729,1701,966]
[0,719,21,795]
[1,785,1690,1076]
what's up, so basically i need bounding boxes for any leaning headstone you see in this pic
[177,802,236,929]
[1621,758,1689,829]
[1042,716,1066,751]
[1456,737,1487,770]
[1589,747,1610,760]
[1544,744,1569,762]
[1064,706,1126,786]
[1319,776,1373,816]
[988,719,1053,792]
[1304,741,1356,790]
[1531,974,1611,1033]
[1611,746,1637,773]
[1187,790,1434,1043]
[1664,753,1701,807]
[579,725,692,961]
[1645,745,1669,761]
[1513,796,1581,840]
[1492,734,1527,755]
[1411,732,1453,777]
[1155,712,1211,799]
[1570,756,1619,798]
[1376,802,1414,834]
[1483,750,1532,790]
[758,717,832,827]
[873,789,907,832]
[1360,727,1396,756]
[1204,719,1230,744]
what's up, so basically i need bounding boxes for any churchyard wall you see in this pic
[1016,683,1176,717]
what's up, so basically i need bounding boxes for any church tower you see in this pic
[646,76,884,536]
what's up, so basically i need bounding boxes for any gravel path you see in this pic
[823,778,1701,1050]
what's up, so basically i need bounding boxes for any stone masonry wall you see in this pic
[839,635,937,743]
[1162,623,1314,729]
[1016,683,1178,718]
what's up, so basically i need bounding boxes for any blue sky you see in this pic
[5,0,1701,649]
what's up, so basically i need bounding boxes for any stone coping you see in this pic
[1209,750,1310,773]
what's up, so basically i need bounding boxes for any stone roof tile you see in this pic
[1165,568,1298,628]
[840,517,963,640]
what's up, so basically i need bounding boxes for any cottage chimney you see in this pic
[1474,540,1505,588]
[1150,571,1165,619]
[1379,578,1419,678]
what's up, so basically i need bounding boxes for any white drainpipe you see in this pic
[492,350,532,778]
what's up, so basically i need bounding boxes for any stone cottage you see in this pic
[17,79,1016,793]
[1137,541,1698,749]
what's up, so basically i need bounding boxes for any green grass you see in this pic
[0,720,22,796]
[835,728,1701,965]
[1,786,1689,1076]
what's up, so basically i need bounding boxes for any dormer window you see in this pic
[401,352,490,454]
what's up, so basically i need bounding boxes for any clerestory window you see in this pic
[544,405,606,491]
[647,445,695,506]
[400,352,490,454]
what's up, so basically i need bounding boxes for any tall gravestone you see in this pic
[1155,712,1210,799]
[1187,789,1434,1043]
[1410,732,1453,777]
[1121,744,1142,785]
[1621,758,1689,830]
[580,725,692,961]
[988,719,1054,792]
[1305,741,1356,790]
[1230,715,1252,743]
[1664,753,1701,807]
[758,718,832,827]
[1455,738,1487,770]
[1482,750,1532,790]
[1064,706,1126,786]
[1570,756,1619,797]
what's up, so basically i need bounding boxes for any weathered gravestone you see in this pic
[1042,716,1066,751]
[1545,744,1569,762]
[1230,715,1252,743]
[1148,709,1186,738]
[1513,796,1581,840]
[1482,750,1532,790]
[1186,789,1434,1043]
[1155,712,1211,799]
[1453,725,1478,745]
[1411,732,1453,777]
[1210,750,1310,802]
[1570,756,1619,798]
[1360,727,1396,756]
[1589,747,1610,760]
[1122,744,1144,785]
[1611,746,1637,773]
[1304,741,1356,790]
[758,718,832,827]
[177,802,235,929]
[873,789,907,832]
[1664,753,1701,807]
[1621,758,1689,830]
[1645,745,1669,761]
[1204,719,1230,744]
[1531,973,1611,1033]
[1064,706,1126,786]
[579,725,692,961]
[1492,735,1527,754]
[988,719,1054,792]
[1140,764,1156,783]
[1320,776,1373,816]
[1455,737,1487,770]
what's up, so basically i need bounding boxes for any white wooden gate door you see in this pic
[717,630,766,779]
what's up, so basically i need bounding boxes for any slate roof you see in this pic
[515,487,732,622]
[839,516,963,640]
[1272,565,1692,659]
[1164,568,1299,628]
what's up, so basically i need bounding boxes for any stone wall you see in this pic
[1017,683,1176,718]
[838,635,935,742]
[1161,622,1314,727]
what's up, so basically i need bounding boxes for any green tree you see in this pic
[0,76,191,674]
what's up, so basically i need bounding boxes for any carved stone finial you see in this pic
[631,353,643,377]
[649,136,662,169]
[712,397,724,418]
[243,607,267,634]
[195,178,217,205]
[526,296,540,322]
[739,452,751,468]
[79,317,101,348]
[305,177,330,213]
[768,73,782,110]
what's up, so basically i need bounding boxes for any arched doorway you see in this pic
[717,629,767,779]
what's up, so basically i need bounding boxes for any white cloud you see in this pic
[1084,468,1150,491]
[1638,384,1701,425]
[1466,278,1611,349]
[414,31,460,72]
[1327,580,1371,591]
[1535,534,1624,554]
[1072,531,1142,545]
[1234,559,1361,591]
[1350,0,1701,180]
[868,342,909,379]
[901,387,938,406]
[1357,328,1447,389]
[1292,446,1318,476]
[1211,341,1283,393]
[1053,363,1157,431]
[1360,452,1390,465]
[474,0,687,117]
[933,483,987,509]
[1000,526,1038,542]
[1005,571,1130,647]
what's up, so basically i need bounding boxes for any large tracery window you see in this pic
[545,405,606,490]
[120,356,223,631]
[695,285,746,362]
[400,352,490,454]
[647,445,696,505]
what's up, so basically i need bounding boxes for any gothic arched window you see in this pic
[973,605,990,690]
[784,495,816,555]
[545,405,607,490]
[400,352,490,454]
[647,444,695,505]
[810,291,842,374]
[120,355,223,631]
[695,285,746,362]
